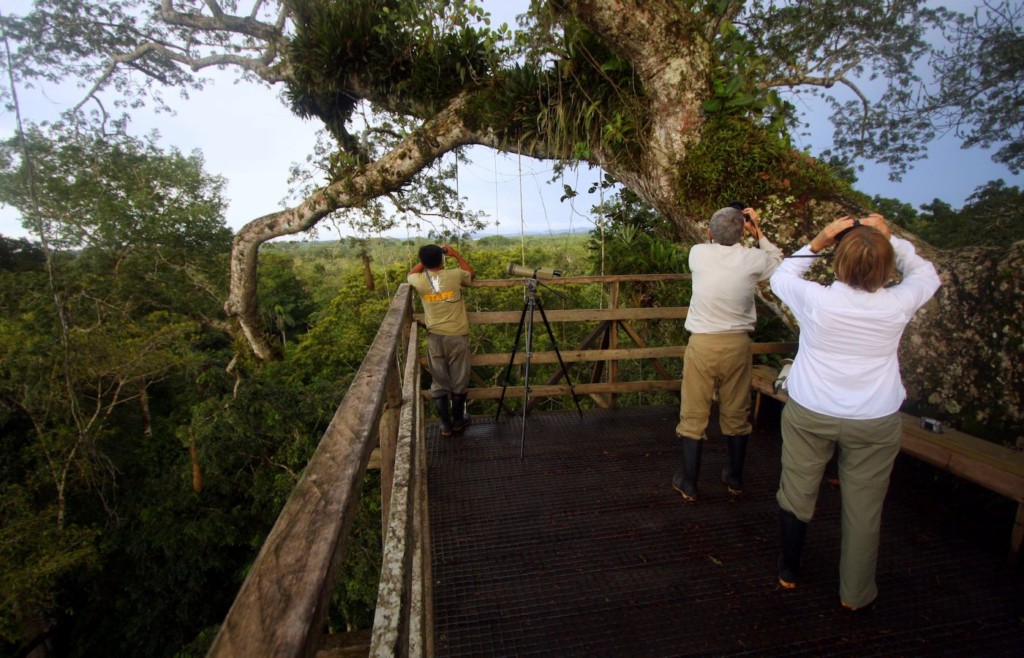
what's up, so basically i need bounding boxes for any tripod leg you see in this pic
[497,301,530,421]
[537,299,584,416]
[520,301,535,459]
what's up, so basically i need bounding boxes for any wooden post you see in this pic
[379,360,402,534]
[370,322,421,656]
[608,281,619,409]
[1009,501,1023,567]
[381,291,413,531]
[410,380,433,657]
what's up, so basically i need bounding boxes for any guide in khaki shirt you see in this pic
[408,244,476,438]
[408,267,473,336]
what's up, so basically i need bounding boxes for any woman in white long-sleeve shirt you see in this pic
[769,214,941,611]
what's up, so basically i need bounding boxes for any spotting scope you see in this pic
[506,263,564,280]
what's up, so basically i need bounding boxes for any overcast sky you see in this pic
[2,0,1021,242]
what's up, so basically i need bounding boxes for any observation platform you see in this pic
[427,403,1024,657]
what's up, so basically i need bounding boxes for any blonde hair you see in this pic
[833,227,895,292]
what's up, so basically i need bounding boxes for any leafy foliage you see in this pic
[588,187,689,277]
[286,0,500,139]
[742,0,946,178]
[871,178,1024,248]
[929,1,1024,173]
[674,115,851,221]
[897,179,1024,248]
[0,124,230,255]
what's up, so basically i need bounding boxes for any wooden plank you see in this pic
[752,342,800,354]
[422,343,797,368]
[468,273,691,287]
[900,415,1024,477]
[899,414,1024,500]
[463,380,682,399]
[209,286,413,658]
[416,392,435,657]
[409,387,429,658]
[748,369,1024,504]
[609,283,620,409]
[751,366,787,401]
[588,325,612,409]
[415,306,689,325]
[618,321,676,381]
[378,361,402,529]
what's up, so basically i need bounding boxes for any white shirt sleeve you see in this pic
[769,244,820,322]
[756,235,784,280]
[888,237,941,313]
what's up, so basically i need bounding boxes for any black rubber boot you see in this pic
[778,508,808,589]
[671,437,703,502]
[721,434,749,495]
[433,395,453,437]
[450,393,470,433]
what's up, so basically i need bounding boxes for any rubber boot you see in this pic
[451,392,470,433]
[433,395,452,437]
[778,508,808,589]
[721,434,749,495]
[671,437,703,502]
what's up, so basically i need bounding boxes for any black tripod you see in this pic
[496,277,583,458]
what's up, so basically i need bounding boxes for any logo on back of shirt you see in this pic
[424,290,456,303]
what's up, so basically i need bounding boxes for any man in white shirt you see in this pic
[672,205,783,501]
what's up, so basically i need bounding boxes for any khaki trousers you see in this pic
[676,332,753,439]
[776,398,902,608]
[427,333,471,398]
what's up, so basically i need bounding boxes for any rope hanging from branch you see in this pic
[518,151,526,265]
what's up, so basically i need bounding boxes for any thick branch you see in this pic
[226,93,477,358]
[72,39,285,113]
[158,0,284,42]
[759,56,862,91]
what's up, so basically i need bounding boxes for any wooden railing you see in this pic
[207,285,426,658]
[418,274,796,409]
[208,274,797,658]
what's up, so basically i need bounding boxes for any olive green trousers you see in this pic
[776,398,902,609]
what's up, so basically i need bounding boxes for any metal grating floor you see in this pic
[427,404,1024,657]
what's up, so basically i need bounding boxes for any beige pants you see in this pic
[427,333,471,398]
[676,332,753,439]
[777,398,902,608]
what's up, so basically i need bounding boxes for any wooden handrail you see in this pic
[469,273,691,287]
[208,286,414,658]
[371,321,433,656]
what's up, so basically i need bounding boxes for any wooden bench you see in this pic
[751,365,1024,566]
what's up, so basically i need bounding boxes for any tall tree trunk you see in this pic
[139,387,152,438]
[360,251,375,291]
[189,431,203,494]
